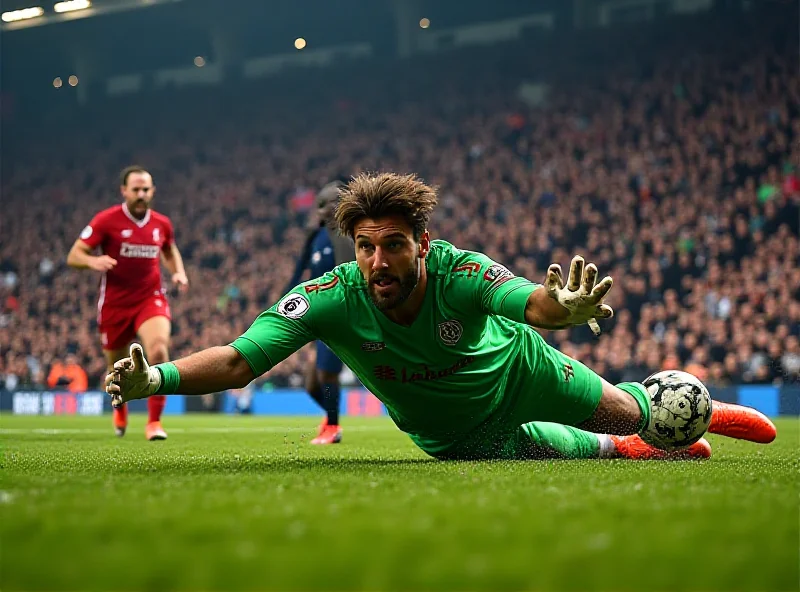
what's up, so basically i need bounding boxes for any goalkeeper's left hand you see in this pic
[546,255,614,331]
[105,344,162,408]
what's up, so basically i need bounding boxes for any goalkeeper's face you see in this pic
[354,215,429,311]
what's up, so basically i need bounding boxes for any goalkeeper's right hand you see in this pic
[105,343,162,408]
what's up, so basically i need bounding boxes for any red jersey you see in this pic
[79,204,174,322]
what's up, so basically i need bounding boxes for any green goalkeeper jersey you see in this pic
[231,240,542,442]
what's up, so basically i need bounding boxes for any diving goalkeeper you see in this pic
[106,173,776,460]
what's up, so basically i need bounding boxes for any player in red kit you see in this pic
[67,166,188,440]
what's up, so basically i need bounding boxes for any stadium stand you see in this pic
[0,5,797,391]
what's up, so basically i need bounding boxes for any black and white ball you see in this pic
[641,370,713,451]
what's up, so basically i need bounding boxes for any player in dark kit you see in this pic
[67,165,188,440]
[285,180,355,444]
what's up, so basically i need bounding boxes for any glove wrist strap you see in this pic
[154,362,180,395]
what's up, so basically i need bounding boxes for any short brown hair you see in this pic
[120,165,150,187]
[335,172,438,240]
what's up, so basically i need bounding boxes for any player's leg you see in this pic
[99,318,136,438]
[136,313,171,441]
[310,341,344,445]
[304,350,326,411]
[104,347,131,437]
[539,345,776,444]
[496,334,711,460]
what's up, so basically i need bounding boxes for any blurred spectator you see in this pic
[46,354,89,393]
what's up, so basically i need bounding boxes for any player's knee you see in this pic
[318,370,339,384]
[604,385,642,434]
[581,382,642,435]
[145,340,169,365]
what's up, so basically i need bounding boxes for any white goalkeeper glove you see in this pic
[546,255,614,334]
[104,343,162,408]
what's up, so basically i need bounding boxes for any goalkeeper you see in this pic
[106,173,776,460]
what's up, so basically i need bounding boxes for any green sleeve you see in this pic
[446,250,541,324]
[229,288,317,377]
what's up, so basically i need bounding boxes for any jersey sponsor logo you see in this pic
[80,225,93,240]
[372,356,476,383]
[121,229,133,238]
[120,243,161,259]
[153,228,161,242]
[277,293,310,319]
[373,365,397,380]
[484,264,513,283]
[304,276,339,294]
[437,320,463,346]
[452,262,481,278]
[361,341,386,352]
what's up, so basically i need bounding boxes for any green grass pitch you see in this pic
[1,414,797,591]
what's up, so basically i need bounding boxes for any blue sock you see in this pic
[320,381,341,426]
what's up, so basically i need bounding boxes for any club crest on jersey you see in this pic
[277,293,310,319]
[121,229,133,238]
[152,228,161,242]
[484,264,513,283]
[437,320,463,346]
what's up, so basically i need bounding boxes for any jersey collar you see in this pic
[122,203,151,227]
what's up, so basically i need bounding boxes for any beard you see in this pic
[368,258,419,311]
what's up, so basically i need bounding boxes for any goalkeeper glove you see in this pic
[546,255,614,333]
[104,343,162,407]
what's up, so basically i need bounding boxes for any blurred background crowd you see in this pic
[1,0,797,392]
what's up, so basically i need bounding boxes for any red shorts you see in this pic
[99,296,171,351]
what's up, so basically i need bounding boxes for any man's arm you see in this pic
[524,256,613,331]
[161,243,189,291]
[169,346,254,394]
[448,248,613,332]
[105,344,255,406]
[66,239,117,272]
[523,286,572,330]
[107,284,321,405]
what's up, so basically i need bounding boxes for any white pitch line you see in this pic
[0,426,390,435]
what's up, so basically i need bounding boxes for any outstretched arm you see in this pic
[106,282,322,406]
[105,344,256,407]
[524,255,613,331]
[168,346,254,393]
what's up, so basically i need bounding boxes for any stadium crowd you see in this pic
[1,6,798,392]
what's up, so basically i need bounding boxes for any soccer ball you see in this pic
[640,370,713,451]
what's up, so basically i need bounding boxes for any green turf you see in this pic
[1,414,798,591]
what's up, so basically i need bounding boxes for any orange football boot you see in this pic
[708,401,777,443]
[310,418,342,445]
[145,421,168,441]
[610,435,712,460]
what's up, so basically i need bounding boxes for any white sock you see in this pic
[596,434,617,458]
